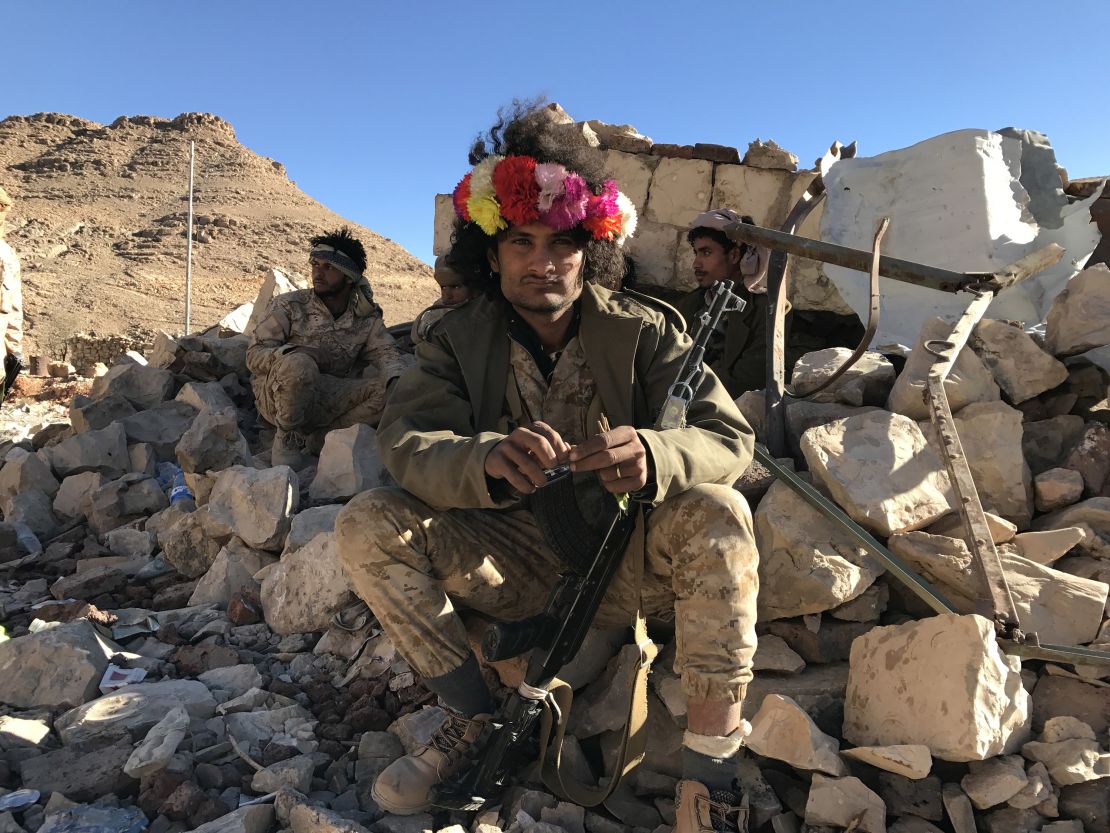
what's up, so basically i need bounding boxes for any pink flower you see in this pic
[540,172,589,231]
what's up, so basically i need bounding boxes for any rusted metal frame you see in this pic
[788,217,888,401]
[923,291,1026,640]
[754,447,1110,668]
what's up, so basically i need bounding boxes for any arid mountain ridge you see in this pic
[0,111,437,359]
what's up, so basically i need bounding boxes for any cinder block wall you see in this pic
[432,112,853,314]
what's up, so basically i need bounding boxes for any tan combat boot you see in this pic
[271,427,309,469]
[674,780,749,833]
[371,711,491,814]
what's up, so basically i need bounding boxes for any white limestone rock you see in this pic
[252,753,315,794]
[189,538,276,607]
[645,157,712,227]
[887,318,1000,420]
[969,319,1069,403]
[800,411,953,536]
[1013,527,1085,565]
[87,474,168,536]
[0,449,59,513]
[0,620,117,709]
[1035,468,1085,513]
[919,400,1033,528]
[207,464,298,551]
[961,755,1028,809]
[712,164,796,228]
[843,614,1031,762]
[198,664,264,699]
[123,705,189,778]
[742,139,799,171]
[1007,761,1055,810]
[176,380,236,415]
[309,424,389,503]
[821,129,1100,350]
[1045,263,1110,356]
[752,634,806,675]
[790,348,896,406]
[55,679,217,745]
[754,479,884,620]
[175,407,251,474]
[624,219,680,288]
[261,531,354,635]
[888,531,1108,645]
[602,150,653,213]
[927,510,1016,543]
[118,401,197,459]
[804,774,886,833]
[5,490,60,538]
[47,423,130,479]
[745,694,848,776]
[105,527,156,559]
[160,509,221,579]
[89,362,174,410]
[190,805,273,833]
[52,471,105,521]
[841,745,932,779]
[283,505,343,556]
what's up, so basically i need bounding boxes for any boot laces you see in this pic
[703,790,748,833]
[279,429,306,450]
[427,713,475,760]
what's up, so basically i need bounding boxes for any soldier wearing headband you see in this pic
[246,227,410,467]
[0,186,23,399]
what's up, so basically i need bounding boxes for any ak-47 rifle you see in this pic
[429,280,747,810]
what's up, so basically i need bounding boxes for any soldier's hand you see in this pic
[568,425,650,494]
[485,422,571,494]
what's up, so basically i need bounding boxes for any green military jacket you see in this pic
[378,283,755,512]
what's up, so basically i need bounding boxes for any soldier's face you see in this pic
[691,236,741,289]
[488,223,585,315]
[310,258,348,297]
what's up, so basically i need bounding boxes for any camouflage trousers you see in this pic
[253,351,387,433]
[335,483,759,703]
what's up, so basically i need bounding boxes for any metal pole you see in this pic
[185,141,195,335]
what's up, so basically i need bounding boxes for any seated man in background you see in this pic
[410,255,474,345]
[678,209,802,397]
[246,227,409,467]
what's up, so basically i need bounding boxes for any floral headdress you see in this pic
[452,155,638,245]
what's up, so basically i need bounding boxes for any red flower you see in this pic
[492,156,541,226]
[583,212,623,240]
[452,173,472,221]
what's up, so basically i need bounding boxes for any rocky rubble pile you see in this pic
[0,264,1109,833]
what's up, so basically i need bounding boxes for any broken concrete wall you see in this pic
[821,128,1102,349]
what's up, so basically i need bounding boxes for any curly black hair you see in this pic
[446,99,626,295]
[311,227,367,273]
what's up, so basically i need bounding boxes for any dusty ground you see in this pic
[0,112,438,359]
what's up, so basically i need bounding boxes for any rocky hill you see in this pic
[0,112,437,358]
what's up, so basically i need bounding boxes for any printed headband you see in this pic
[310,244,362,282]
[452,155,637,245]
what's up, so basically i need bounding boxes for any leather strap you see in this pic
[537,511,657,806]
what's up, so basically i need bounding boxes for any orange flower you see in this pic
[583,212,622,240]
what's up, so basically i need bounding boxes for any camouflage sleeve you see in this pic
[0,244,23,359]
[633,309,755,505]
[245,297,293,377]
[362,314,411,383]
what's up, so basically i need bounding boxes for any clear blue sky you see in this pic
[5,1,1108,265]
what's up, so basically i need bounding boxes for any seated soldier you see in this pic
[335,103,760,830]
[246,228,409,467]
[678,209,801,397]
[410,255,474,345]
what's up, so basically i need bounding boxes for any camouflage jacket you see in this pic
[0,239,23,359]
[378,282,755,511]
[246,288,408,382]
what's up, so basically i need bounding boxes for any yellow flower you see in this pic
[468,194,507,236]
